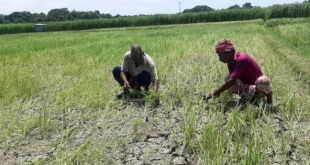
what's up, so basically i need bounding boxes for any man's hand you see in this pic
[203,93,212,101]
[123,81,131,89]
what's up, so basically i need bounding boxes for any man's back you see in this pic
[227,52,263,85]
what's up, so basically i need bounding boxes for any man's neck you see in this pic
[229,55,235,63]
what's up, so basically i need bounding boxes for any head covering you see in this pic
[216,39,235,53]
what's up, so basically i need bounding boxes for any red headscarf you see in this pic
[216,39,235,53]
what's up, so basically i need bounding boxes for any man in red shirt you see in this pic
[204,39,273,104]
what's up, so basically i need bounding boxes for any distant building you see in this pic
[34,24,47,32]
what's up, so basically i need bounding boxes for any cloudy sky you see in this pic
[0,0,304,16]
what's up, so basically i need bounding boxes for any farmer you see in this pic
[112,44,159,99]
[203,39,273,105]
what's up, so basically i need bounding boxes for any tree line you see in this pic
[1,1,310,24]
[183,1,310,13]
[0,8,165,24]
[183,3,254,13]
[0,8,114,24]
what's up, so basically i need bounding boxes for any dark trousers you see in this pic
[112,66,151,86]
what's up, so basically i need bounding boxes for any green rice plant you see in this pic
[280,127,288,163]
[200,119,226,163]
[265,17,310,27]
[62,106,67,130]
[181,100,198,154]
[67,141,90,164]
[133,118,142,136]
[38,107,49,138]
[245,131,264,164]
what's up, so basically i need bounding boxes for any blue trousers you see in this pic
[112,66,151,86]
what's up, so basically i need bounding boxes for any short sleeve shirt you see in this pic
[227,52,263,85]
[121,51,158,81]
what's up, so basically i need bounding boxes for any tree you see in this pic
[47,8,72,21]
[4,11,33,23]
[79,11,100,19]
[31,12,46,22]
[114,14,122,18]
[0,14,4,24]
[5,12,20,23]
[2,9,113,23]
[101,13,112,19]
[88,11,100,19]
[20,11,32,22]
[228,4,242,10]
[182,5,215,13]
[71,10,80,20]
[95,10,100,15]
[303,0,310,3]
[242,3,253,9]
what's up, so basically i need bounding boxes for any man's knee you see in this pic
[113,66,131,82]
[112,66,122,80]
[138,71,151,86]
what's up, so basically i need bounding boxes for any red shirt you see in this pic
[227,52,263,85]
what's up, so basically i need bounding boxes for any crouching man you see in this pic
[113,44,159,99]
[204,39,273,105]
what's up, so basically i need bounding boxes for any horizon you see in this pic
[1,0,305,16]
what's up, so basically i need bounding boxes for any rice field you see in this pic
[0,19,310,164]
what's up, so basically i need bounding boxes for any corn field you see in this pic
[43,8,265,32]
[0,23,34,35]
[1,3,310,35]
[266,3,310,19]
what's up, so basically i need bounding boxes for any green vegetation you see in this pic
[265,17,310,27]
[2,8,112,24]
[228,4,242,10]
[0,23,34,34]
[267,3,310,19]
[265,17,310,84]
[1,8,266,35]
[1,18,310,164]
[1,3,310,35]
[182,5,215,13]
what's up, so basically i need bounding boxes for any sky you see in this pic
[0,0,305,16]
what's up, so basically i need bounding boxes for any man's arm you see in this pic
[120,72,130,88]
[120,53,131,88]
[153,79,158,92]
[204,76,237,100]
[214,76,237,95]
[149,64,158,92]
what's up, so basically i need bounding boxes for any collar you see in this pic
[234,52,239,60]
